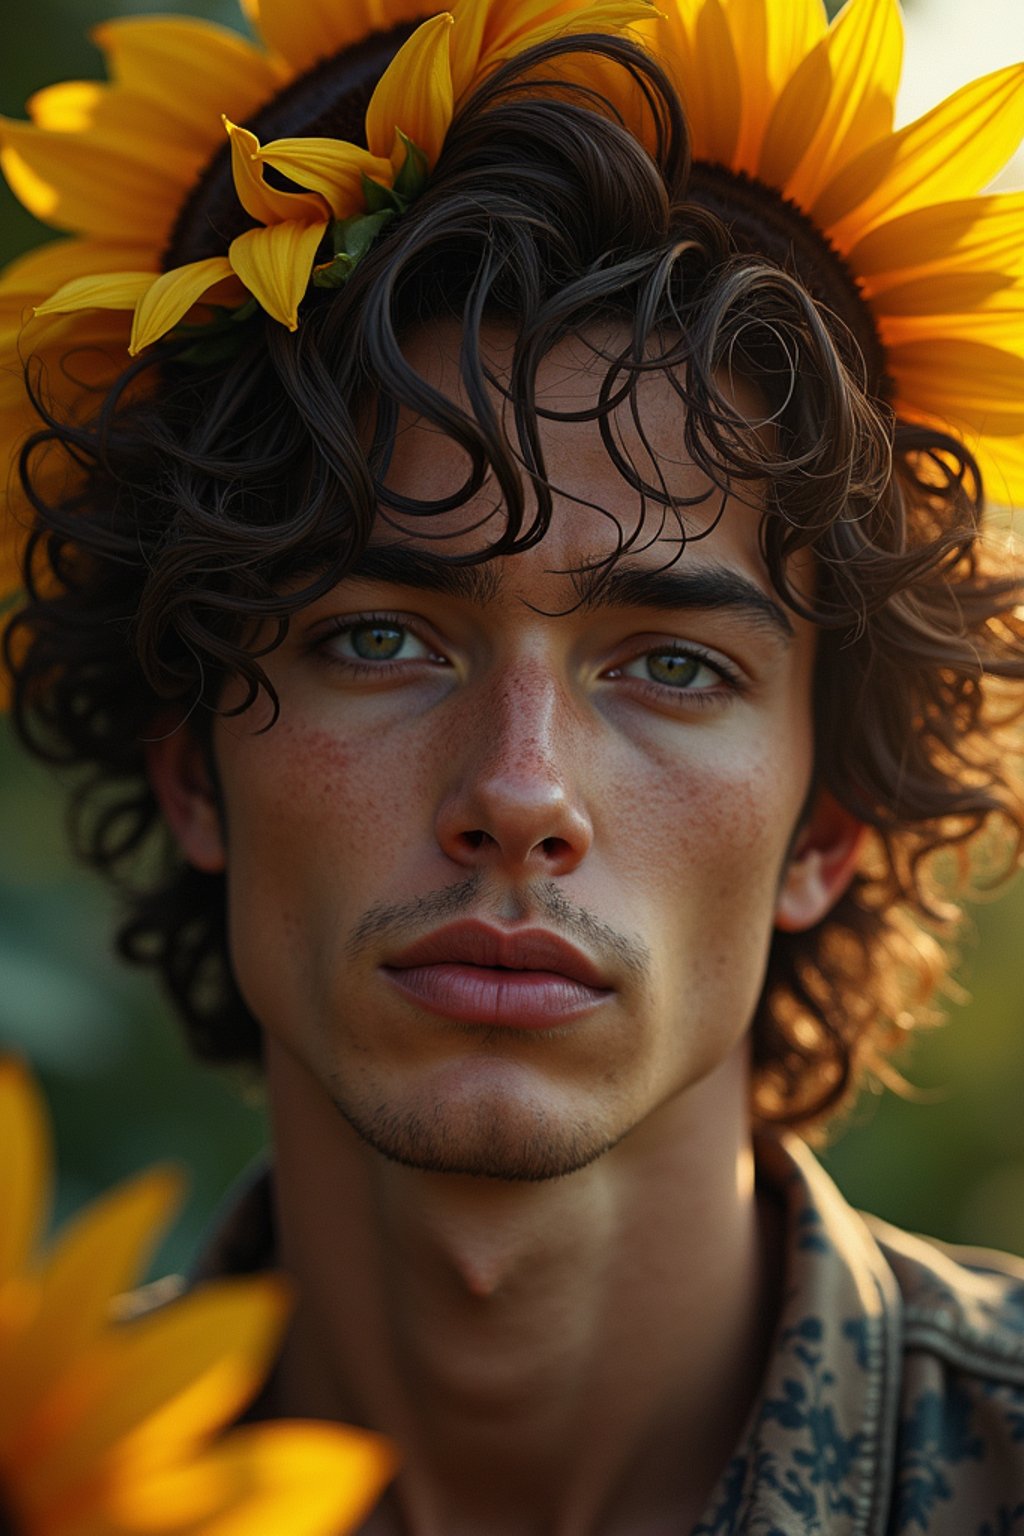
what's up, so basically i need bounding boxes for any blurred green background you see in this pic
[2,0,1024,1280]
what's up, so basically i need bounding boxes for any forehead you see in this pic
[370,316,785,608]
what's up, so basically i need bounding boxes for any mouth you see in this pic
[380,921,615,1030]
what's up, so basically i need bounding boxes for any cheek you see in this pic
[602,728,810,1075]
[604,728,805,910]
[217,720,420,1027]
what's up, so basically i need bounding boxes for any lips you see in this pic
[380,921,614,1029]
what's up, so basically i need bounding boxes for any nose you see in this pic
[434,660,593,879]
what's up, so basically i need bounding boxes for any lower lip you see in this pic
[382,964,612,1029]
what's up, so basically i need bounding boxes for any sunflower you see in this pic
[0,0,655,607]
[0,1058,395,1536]
[0,0,656,347]
[638,0,1024,504]
[3,0,1024,610]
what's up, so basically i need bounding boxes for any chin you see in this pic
[330,1087,625,1183]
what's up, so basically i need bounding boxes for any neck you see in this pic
[264,1038,780,1536]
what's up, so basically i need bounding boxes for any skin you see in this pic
[151,321,863,1535]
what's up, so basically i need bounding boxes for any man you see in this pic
[4,2,1024,1530]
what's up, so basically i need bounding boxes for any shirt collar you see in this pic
[694,1133,903,1535]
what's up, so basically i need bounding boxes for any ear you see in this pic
[774,791,865,934]
[145,726,226,874]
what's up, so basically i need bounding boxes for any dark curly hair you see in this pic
[6,34,1024,1129]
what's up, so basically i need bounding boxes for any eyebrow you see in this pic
[573,559,794,641]
[346,543,504,604]
[344,543,793,643]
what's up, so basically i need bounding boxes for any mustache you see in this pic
[346,876,650,987]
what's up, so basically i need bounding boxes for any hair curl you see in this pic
[6,35,1024,1128]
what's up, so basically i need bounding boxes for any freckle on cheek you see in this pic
[276,727,405,849]
[275,728,353,808]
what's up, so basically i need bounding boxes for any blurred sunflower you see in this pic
[640,0,1024,501]
[0,1058,395,1536]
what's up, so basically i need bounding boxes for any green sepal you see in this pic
[361,134,429,216]
[313,206,399,288]
[362,175,400,216]
[311,251,356,290]
[312,135,430,288]
[392,132,430,203]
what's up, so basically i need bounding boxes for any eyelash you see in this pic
[312,612,744,706]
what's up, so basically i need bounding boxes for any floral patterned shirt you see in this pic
[182,1133,1024,1534]
[695,1136,1024,1535]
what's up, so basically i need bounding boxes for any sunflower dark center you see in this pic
[687,162,890,398]
[164,20,419,269]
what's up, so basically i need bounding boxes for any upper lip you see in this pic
[384,922,612,990]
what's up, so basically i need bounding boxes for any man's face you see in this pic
[193,325,830,1180]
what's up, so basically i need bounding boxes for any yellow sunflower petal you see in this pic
[849,194,1024,288]
[818,62,1024,246]
[676,0,741,166]
[0,1168,183,1447]
[17,1276,292,1514]
[0,1060,51,1287]
[724,0,829,174]
[476,0,661,60]
[890,338,1024,439]
[255,137,394,219]
[229,220,329,330]
[366,12,456,167]
[762,0,902,206]
[447,0,492,100]
[872,272,1024,320]
[93,16,288,152]
[34,272,157,319]
[893,399,1024,510]
[447,0,661,109]
[764,0,828,89]
[719,0,769,175]
[26,83,207,189]
[224,119,328,228]
[0,115,184,242]
[250,0,427,78]
[130,257,236,354]
[105,1422,396,1536]
[973,434,1024,508]
[0,240,156,338]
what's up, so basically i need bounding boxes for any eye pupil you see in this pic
[648,653,701,687]
[353,623,403,660]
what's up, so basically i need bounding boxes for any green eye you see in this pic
[350,623,405,660]
[646,653,705,688]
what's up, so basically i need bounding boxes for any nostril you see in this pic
[541,836,569,856]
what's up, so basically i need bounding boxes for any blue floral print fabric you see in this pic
[693,1136,1024,1535]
